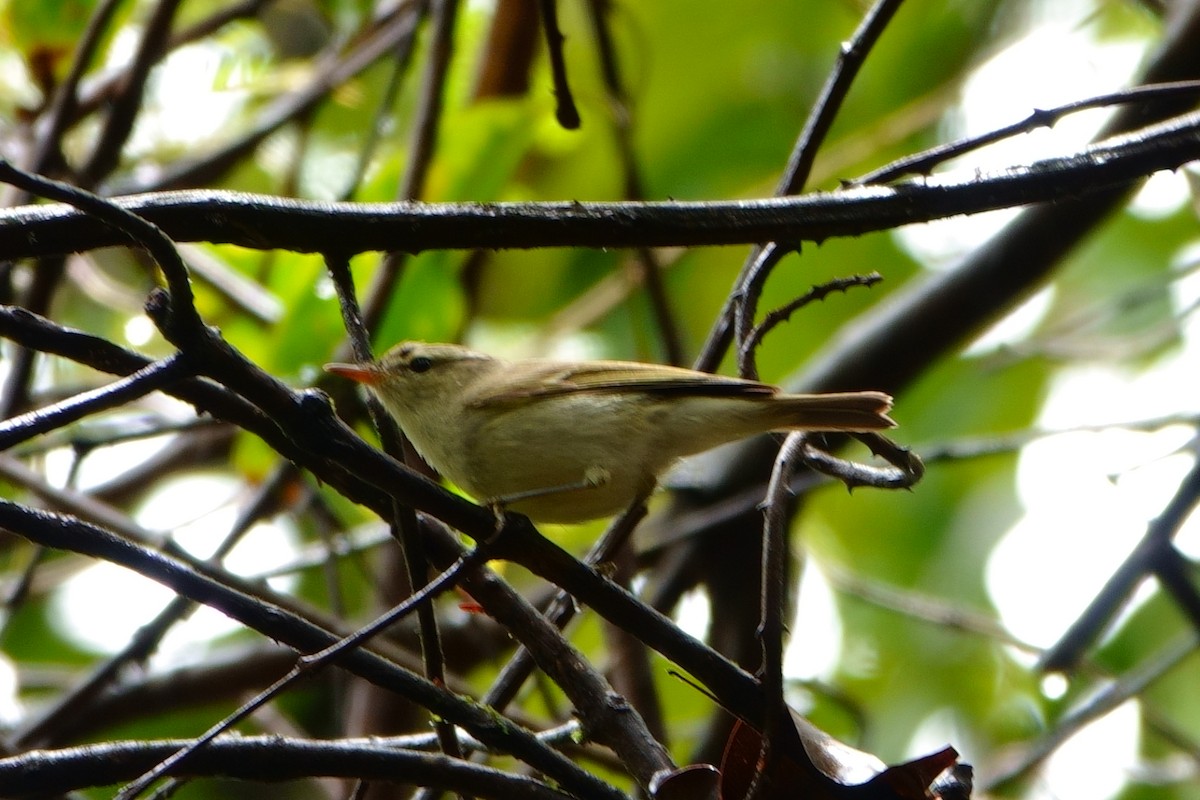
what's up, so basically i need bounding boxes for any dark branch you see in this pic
[0,500,622,800]
[0,109,1197,260]
[0,735,578,799]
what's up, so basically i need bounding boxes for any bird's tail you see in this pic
[769,391,895,432]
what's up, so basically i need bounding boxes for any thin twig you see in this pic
[0,159,200,334]
[0,354,191,451]
[21,0,124,181]
[779,0,908,196]
[985,633,1200,792]
[750,433,809,800]
[738,272,882,380]
[480,493,650,712]
[360,0,452,335]
[853,78,1200,185]
[339,10,425,201]
[113,542,494,799]
[914,412,1200,465]
[1040,455,1200,672]
[324,251,463,769]
[539,0,580,130]
[584,0,683,364]
[80,0,185,186]
[433,520,677,792]
[733,245,789,380]
[799,433,924,490]
[400,0,459,200]
[13,466,298,749]
[114,3,424,194]
[696,0,908,373]
[62,0,272,127]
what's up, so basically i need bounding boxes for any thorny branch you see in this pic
[0,107,1198,260]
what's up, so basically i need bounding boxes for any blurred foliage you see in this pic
[1,0,1199,799]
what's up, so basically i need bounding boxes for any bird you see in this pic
[326,342,895,523]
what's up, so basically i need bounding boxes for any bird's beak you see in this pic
[324,362,381,385]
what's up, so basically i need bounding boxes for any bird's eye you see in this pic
[409,356,433,373]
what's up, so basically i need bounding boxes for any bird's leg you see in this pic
[487,465,611,509]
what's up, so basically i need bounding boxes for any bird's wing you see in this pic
[465,360,778,407]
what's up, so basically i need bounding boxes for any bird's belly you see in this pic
[505,477,645,523]
[459,398,662,523]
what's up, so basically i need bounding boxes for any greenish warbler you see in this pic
[326,342,895,523]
